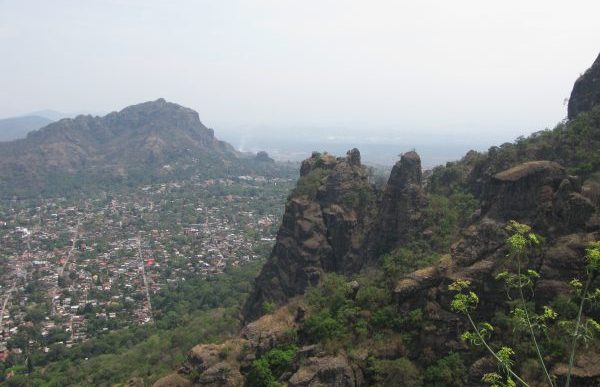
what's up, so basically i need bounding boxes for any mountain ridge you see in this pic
[0,99,247,197]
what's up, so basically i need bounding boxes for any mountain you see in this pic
[0,99,254,197]
[0,115,53,141]
[153,53,600,386]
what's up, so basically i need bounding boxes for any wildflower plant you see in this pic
[450,223,600,387]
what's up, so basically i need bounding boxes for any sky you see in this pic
[1,0,599,161]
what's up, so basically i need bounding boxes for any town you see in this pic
[0,174,295,363]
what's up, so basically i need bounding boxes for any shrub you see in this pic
[423,352,467,387]
[246,358,276,387]
[262,345,297,378]
[262,301,276,314]
[303,311,344,342]
[293,168,328,199]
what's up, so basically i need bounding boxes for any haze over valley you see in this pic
[1,2,600,387]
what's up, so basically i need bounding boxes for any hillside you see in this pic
[148,54,600,387]
[0,99,276,198]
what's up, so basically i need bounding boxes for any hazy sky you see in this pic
[1,0,599,146]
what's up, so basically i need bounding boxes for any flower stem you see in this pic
[516,257,554,387]
[565,275,591,387]
[466,313,531,387]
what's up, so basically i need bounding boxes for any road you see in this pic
[0,284,15,334]
[50,221,81,316]
[0,230,31,334]
[137,233,154,324]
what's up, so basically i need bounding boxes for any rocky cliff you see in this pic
[243,149,377,321]
[368,151,427,259]
[569,52,600,119]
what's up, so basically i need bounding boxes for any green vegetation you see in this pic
[247,345,298,387]
[293,168,328,199]
[379,190,476,285]
[423,353,467,387]
[429,106,600,197]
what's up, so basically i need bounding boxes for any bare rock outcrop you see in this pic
[243,149,376,321]
[391,158,599,377]
[287,354,362,387]
[369,151,427,257]
[568,52,600,119]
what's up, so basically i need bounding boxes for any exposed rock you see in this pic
[195,364,244,387]
[481,161,593,234]
[568,52,600,119]
[184,339,246,386]
[553,347,600,386]
[288,354,362,387]
[242,300,301,354]
[394,266,441,304]
[243,150,375,321]
[152,374,192,387]
[393,159,599,366]
[466,357,496,386]
[369,151,427,257]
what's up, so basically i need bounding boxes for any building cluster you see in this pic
[0,174,293,361]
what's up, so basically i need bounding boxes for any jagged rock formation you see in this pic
[242,149,377,321]
[393,159,599,384]
[287,354,362,387]
[243,149,433,322]
[568,52,600,119]
[368,150,427,258]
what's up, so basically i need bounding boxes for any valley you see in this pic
[0,173,295,374]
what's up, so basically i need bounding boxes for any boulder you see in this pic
[152,374,192,387]
[288,354,362,387]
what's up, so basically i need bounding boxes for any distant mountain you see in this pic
[0,115,54,141]
[25,109,71,121]
[0,99,272,197]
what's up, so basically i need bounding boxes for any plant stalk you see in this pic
[565,275,591,387]
[466,313,531,387]
[516,257,554,387]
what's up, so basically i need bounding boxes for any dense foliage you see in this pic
[428,106,600,197]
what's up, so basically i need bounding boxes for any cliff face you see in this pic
[368,150,427,258]
[243,149,432,321]
[568,52,600,119]
[243,149,376,321]
[394,159,599,383]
